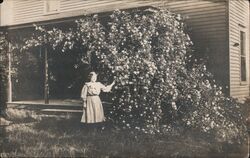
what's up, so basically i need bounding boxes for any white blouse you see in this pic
[81,82,113,100]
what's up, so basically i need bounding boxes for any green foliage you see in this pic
[22,8,247,144]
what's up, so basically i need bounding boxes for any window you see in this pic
[0,5,1,26]
[44,0,59,13]
[240,31,247,82]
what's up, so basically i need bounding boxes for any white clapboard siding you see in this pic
[162,0,229,94]
[6,0,161,26]
[13,0,44,24]
[229,0,250,99]
[163,0,227,44]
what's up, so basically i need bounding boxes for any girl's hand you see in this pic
[111,81,115,86]
[83,100,87,108]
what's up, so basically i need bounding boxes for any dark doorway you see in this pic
[49,48,89,100]
[12,48,44,101]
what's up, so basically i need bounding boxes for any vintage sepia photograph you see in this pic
[0,0,249,157]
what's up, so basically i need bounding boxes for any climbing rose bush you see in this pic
[23,9,247,144]
[74,9,193,134]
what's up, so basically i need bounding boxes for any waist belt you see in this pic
[87,94,99,96]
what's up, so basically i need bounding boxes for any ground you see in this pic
[0,108,248,158]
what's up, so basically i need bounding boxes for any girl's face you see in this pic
[91,74,97,82]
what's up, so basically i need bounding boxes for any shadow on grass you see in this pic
[33,116,83,134]
[0,126,22,156]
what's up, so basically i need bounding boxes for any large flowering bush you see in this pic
[22,8,247,144]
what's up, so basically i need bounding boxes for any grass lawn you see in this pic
[0,109,248,158]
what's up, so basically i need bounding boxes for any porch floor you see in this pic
[7,99,83,114]
[6,99,111,114]
[7,99,82,106]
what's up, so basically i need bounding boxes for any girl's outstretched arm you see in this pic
[100,81,115,92]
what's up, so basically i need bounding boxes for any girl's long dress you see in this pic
[80,82,112,123]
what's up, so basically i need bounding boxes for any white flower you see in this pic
[171,102,177,110]
[210,121,215,128]
[203,65,207,70]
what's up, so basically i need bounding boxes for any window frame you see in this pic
[239,26,248,85]
[43,0,60,15]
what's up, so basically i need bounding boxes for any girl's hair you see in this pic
[88,71,97,81]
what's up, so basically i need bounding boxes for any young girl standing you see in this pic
[81,72,115,124]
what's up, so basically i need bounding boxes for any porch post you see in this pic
[7,42,12,102]
[44,45,49,104]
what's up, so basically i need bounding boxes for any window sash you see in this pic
[240,30,247,82]
[241,56,247,81]
[240,31,246,56]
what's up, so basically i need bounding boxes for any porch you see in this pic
[6,99,112,115]
[7,99,82,115]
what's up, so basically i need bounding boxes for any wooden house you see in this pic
[0,0,249,105]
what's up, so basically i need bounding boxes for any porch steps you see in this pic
[41,109,82,113]
[7,102,82,110]
[6,101,112,116]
